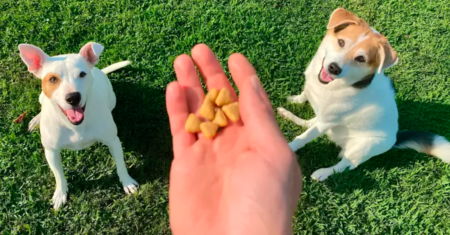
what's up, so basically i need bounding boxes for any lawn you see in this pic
[1,0,450,234]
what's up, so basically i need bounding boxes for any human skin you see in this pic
[166,44,302,235]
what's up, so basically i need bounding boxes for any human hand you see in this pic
[166,44,302,235]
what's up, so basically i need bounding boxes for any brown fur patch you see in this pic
[328,24,392,73]
[325,8,398,82]
[42,73,61,98]
[327,8,360,29]
[349,37,382,72]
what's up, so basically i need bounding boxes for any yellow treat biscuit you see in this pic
[222,102,240,122]
[185,114,201,133]
[206,88,219,102]
[200,122,219,139]
[215,88,233,106]
[212,109,228,127]
[199,98,215,120]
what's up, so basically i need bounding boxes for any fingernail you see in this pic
[251,75,261,92]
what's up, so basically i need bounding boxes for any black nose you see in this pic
[328,63,342,75]
[65,92,81,106]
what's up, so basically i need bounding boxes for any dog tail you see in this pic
[28,112,41,132]
[101,61,131,74]
[393,130,450,163]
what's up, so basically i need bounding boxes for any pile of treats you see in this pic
[185,88,240,138]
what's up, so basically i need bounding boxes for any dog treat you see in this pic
[185,114,201,133]
[200,122,219,139]
[212,109,228,127]
[222,102,240,122]
[215,88,233,106]
[206,88,219,102]
[199,98,215,120]
[185,88,240,138]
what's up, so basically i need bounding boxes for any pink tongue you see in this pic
[66,107,84,123]
[321,68,333,82]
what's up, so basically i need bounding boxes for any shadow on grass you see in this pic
[292,99,450,193]
[111,67,173,186]
[54,67,173,194]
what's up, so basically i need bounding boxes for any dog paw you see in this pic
[311,168,334,181]
[121,176,139,194]
[289,139,305,152]
[277,107,291,118]
[52,188,68,210]
[287,95,306,104]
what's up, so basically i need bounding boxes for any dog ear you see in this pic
[327,8,360,30]
[377,42,398,74]
[18,44,50,78]
[79,42,104,66]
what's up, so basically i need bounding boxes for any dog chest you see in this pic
[60,131,98,151]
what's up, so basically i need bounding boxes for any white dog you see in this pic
[19,42,138,209]
[278,8,450,181]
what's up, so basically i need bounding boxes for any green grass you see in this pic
[1,0,450,234]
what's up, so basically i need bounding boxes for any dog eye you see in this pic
[79,72,87,78]
[49,77,58,83]
[355,56,366,63]
[338,39,345,47]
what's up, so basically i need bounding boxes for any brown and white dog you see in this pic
[278,8,450,181]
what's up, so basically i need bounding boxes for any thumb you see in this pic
[239,76,285,143]
[228,54,286,145]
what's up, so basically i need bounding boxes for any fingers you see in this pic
[166,82,196,157]
[174,54,204,112]
[191,44,238,101]
[228,53,272,108]
[229,55,286,144]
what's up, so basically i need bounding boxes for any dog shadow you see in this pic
[61,67,173,193]
[110,67,174,185]
[289,99,450,194]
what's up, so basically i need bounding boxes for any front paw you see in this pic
[289,139,305,152]
[52,187,68,210]
[121,175,139,194]
[287,95,306,104]
[311,168,334,181]
[277,107,291,119]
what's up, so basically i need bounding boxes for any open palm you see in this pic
[166,44,302,235]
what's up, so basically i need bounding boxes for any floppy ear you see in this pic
[18,44,50,78]
[79,42,104,66]
[327,8,360,30]
[377,42,398,74]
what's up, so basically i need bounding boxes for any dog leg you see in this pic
[277,107,316,128]
[311,158,353,181]
[311,137,393,181]
[287,91,307,104]
[105,136,139,194]
[45,148,68,209]
[288,123,334,151]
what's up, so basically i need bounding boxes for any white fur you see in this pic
[430,137,450,163]
[279,31,399,181]
[19,43,137,209]
[279,28,449,181]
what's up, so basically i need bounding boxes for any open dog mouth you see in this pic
[318,58,334,84]
[59,105,86,125]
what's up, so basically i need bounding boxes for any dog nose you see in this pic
[65,92,81,106]
[328,63,342,75]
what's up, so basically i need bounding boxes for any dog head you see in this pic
[319,8,398,87]
[19,42,104,125]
